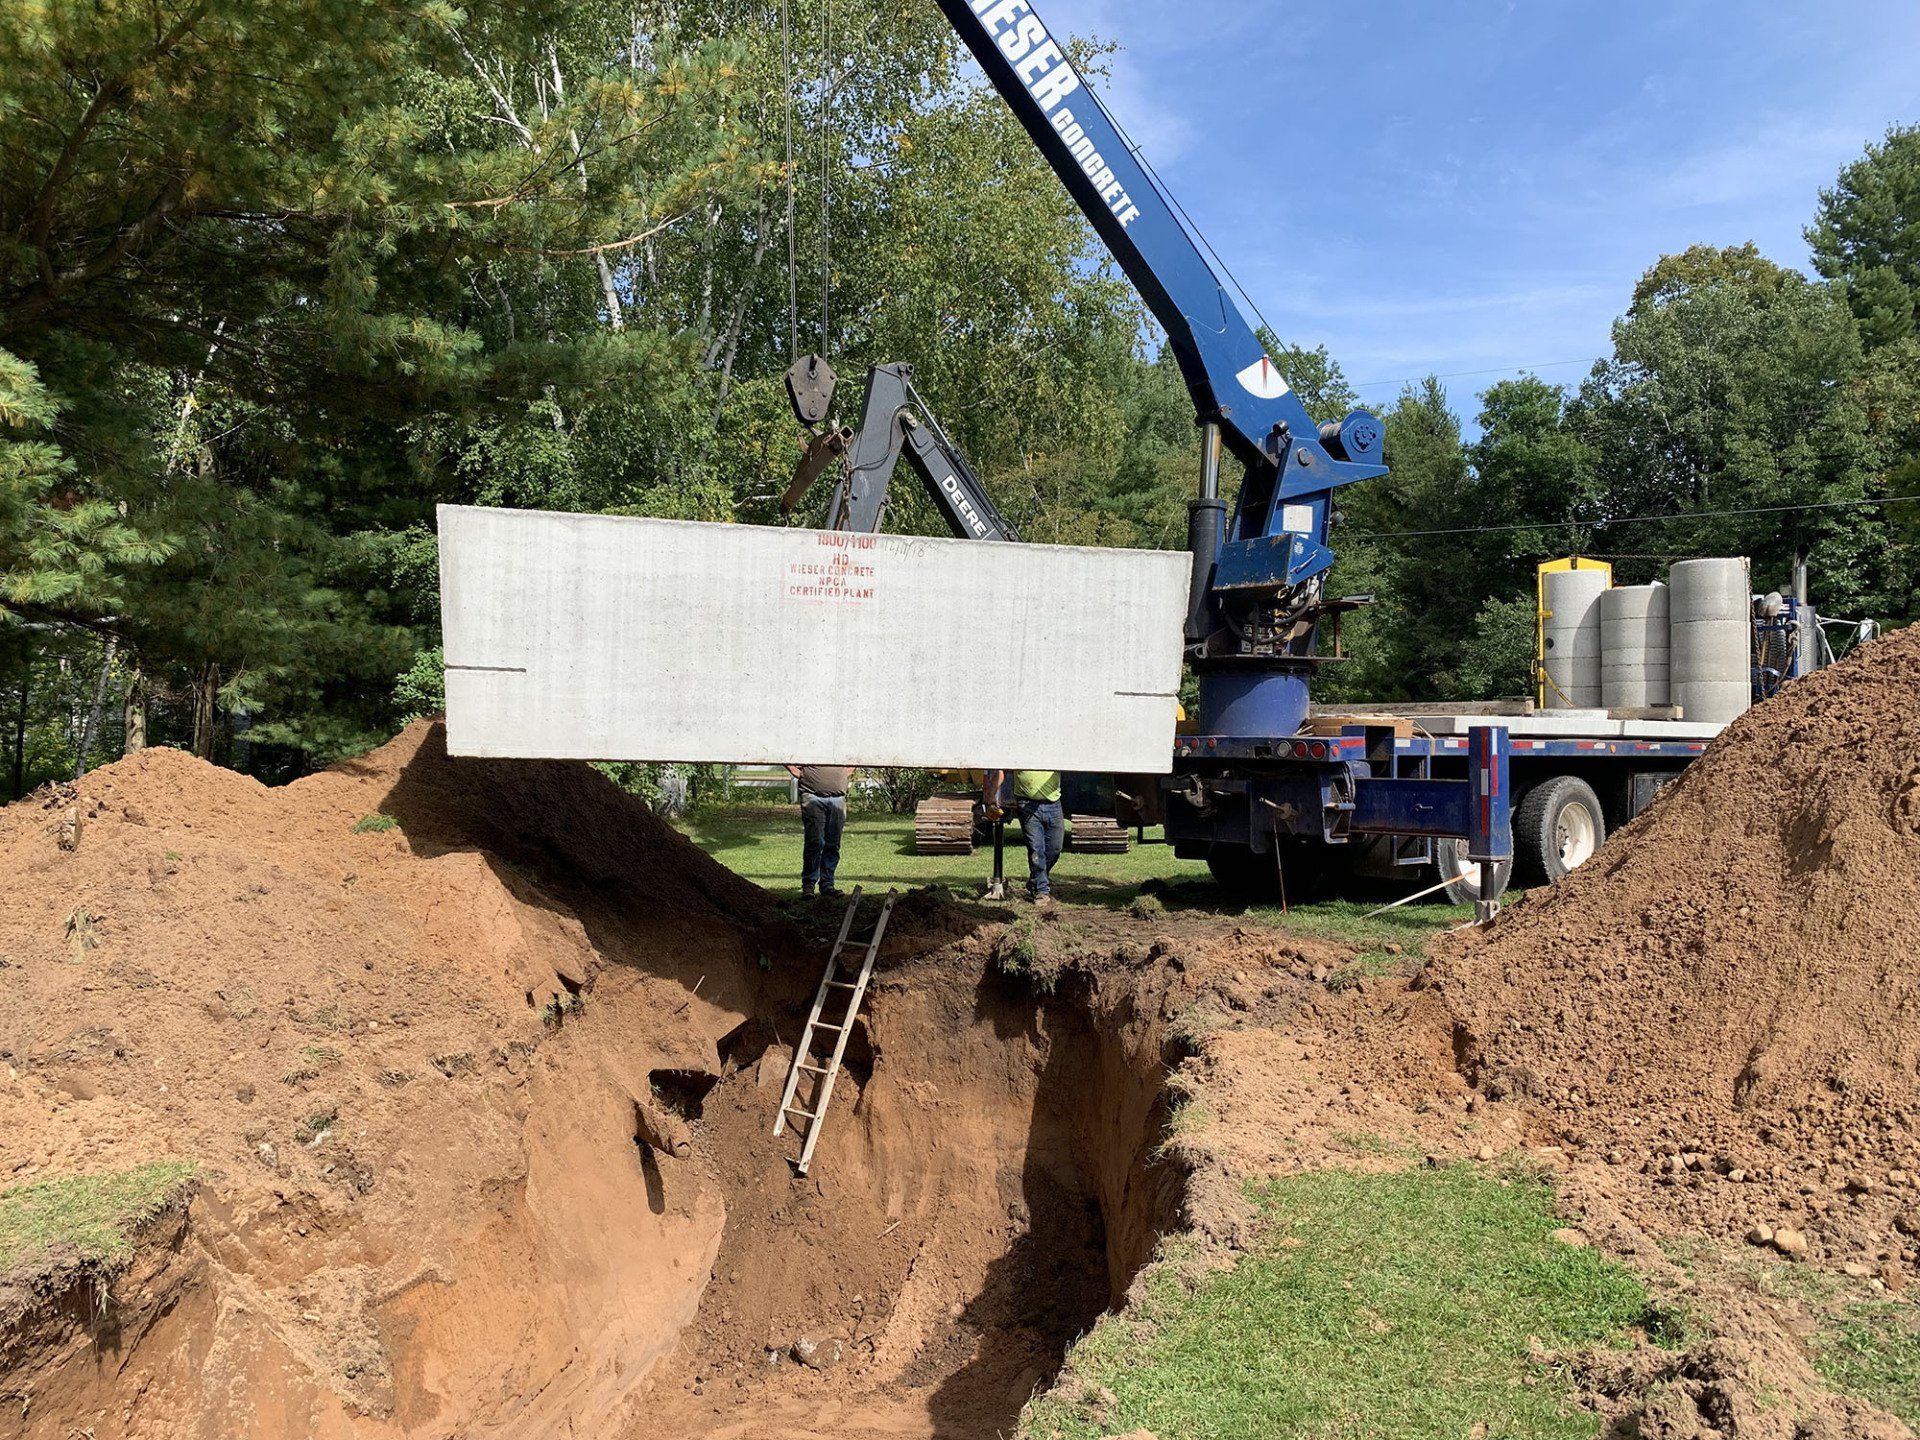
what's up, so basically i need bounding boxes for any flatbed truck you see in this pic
[1169,708,1725,905]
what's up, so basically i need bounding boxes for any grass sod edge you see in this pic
[1021,1163,1673,1440]
[0,1160,200,1283]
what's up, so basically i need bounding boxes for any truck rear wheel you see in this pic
[1513,775,1606,886]
[1434,838,1512,908]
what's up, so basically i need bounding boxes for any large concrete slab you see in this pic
[437,505,1188,772]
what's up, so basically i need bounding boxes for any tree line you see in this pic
[2,0,1915,792]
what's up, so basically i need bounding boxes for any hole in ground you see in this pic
[653,966,1182,1440]
[650,1068,721,1123]
[0,937,1183,1440]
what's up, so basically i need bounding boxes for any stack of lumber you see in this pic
[1067,813,1130,854]
[914,795,978,855]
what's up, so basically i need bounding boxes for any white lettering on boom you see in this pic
[967,6,1140,229]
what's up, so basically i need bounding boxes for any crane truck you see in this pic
[779,0,1516,913]
[782,0,1873,911]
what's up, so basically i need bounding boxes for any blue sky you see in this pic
[996,0,1920,425]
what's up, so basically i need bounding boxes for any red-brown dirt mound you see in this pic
[0,723,1203,1440]
[0,722,788,1437]
[1433,624,1920,1271]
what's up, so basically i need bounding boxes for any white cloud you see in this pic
[1645,120,1870,211]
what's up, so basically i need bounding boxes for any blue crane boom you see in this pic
[932,0,1386,740]
[936,0,1319,468]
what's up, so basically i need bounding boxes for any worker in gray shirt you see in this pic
[786,764,854,897]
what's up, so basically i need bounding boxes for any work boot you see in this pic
[822,886,842,899]
[801,885,816,898]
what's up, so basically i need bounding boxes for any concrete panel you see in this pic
[1403,713,1727,742]
[437,506,1189,773]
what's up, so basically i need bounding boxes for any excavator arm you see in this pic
[782,359,1018,543]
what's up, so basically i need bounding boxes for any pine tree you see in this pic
[1809,126,1920,351]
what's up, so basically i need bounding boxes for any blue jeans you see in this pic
[1018,799,1065,897]
[801,793,845,893]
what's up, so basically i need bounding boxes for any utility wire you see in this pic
[1349,358,1597,390]
[1352,493,1920,542]
[781,0,798,359]
[1071,68,1290,357]
[1075,70,1628,399]
[818,0,833,354]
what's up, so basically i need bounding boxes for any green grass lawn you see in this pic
[1815,1301,1920,1425]
[676,809,1470,956]
[678,808,1205,904]
[1023,1164,1674,1440]
[0,1161,198,1280]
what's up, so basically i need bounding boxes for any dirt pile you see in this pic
[0,723,1212,1440]
[1434,624,1920,1271]
[7,710,1907,1439]
[0,722,791,1438]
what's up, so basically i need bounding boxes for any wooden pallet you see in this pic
[1310,699,1537,717]
[1304,715,1414,738]
[914,795,978,855]
[1068,813,1131,854]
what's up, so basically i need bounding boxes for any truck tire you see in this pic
[1513,775,1606,886]
[1434,838,1512,908]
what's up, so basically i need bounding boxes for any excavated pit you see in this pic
[6,945,1181,1440]
[637,956,1185,1439]
[0,726,1185,1440]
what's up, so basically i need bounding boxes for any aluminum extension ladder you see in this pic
[773,887,897,1176]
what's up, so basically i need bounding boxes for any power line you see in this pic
[1352,493,1920,542]
[1348,358,1597,391]
[780,0,798,359]
[1071,68,1290,355]
[1076,87,1604,400]
[1067,59,1644,411]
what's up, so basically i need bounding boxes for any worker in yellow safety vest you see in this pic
[982,768,1064,903]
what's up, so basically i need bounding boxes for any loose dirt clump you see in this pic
[1434,626,1920,1274]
